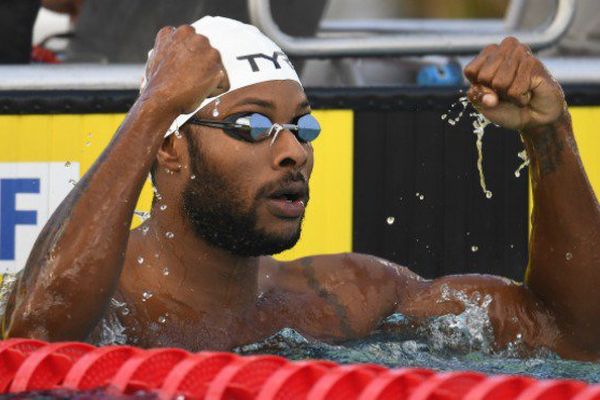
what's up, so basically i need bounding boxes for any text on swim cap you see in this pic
[236,51,294,72]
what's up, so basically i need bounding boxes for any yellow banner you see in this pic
[0,110,353,272]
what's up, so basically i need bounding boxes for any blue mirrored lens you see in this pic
[297,114,321,142]
[248,113,273,141]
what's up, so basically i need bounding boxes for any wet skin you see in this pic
[3,29,600,360]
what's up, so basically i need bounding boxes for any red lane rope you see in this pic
[0,339,598,400]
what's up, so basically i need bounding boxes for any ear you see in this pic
[156,133,184,173]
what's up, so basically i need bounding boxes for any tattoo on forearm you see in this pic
[531,125,564,177]
[300,258,356,338]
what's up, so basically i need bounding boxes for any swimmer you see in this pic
[3,18,600,360]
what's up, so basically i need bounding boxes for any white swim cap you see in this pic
[143,16,302,137]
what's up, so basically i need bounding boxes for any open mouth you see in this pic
[266,183,308,218]
[268,185,307,204]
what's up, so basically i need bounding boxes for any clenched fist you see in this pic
[141,25,229,116]
[464,37,566,132]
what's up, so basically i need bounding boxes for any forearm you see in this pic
[5,96,177,340]
[523,110,600,344]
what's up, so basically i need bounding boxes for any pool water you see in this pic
[234,317,600,383]
[3,272,600,384]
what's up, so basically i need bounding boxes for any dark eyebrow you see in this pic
[233,97,275,109]
[231,97,311,112]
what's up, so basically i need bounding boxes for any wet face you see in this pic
[180,80,314,256]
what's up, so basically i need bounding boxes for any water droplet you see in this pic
[415,192,420,197]
[509,244,515,249]
[142,291,153,302]
[111,298,126,308]
[190,175,196,180]
[212,98,221,117]
[85,141,91,147]
[137,256,144,264]
[386,216,395,225]
[160,204,167,211]
[165,231,175,239]
[121,307,130,316]
[162,267,169,276]
[68,178,78,186]
[418,194,425,201]
[64,161,71,168]
[142,226,149,235]
[448,119,456,126]
[514,171,521,178]
[471,245,479,252]
[158,315,167,324]
[485,190,493,199]
[565,252,573,261]
[441,114,447,120]
[174,129,182,139]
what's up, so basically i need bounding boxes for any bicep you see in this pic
[397,273,557,345]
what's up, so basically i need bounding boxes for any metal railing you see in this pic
[3,57,600,91]
[248,0,576,57]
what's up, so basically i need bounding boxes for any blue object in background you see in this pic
[0,178,39,260]
[417,62,464,86]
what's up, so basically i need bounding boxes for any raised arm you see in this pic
[2,26,227,341]
[463,37,600,353]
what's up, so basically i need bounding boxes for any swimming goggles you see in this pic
[186,112,321,143]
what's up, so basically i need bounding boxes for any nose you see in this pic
[271,129,309,170]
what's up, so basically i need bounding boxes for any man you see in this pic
[2,16,600,360]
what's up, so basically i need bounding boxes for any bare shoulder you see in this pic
[260,253,420,340]
[272,252,418,279]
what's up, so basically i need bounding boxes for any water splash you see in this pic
[443,97,494,199]
[0,273,17,317]
[133,210,150,222]
[514,150,530,178]
[424,285,495,353]
[471,112,493,198]
[94,298,128,346]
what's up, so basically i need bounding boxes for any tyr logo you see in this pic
[236,51,294,72]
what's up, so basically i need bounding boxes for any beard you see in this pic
[181,134,308,257]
